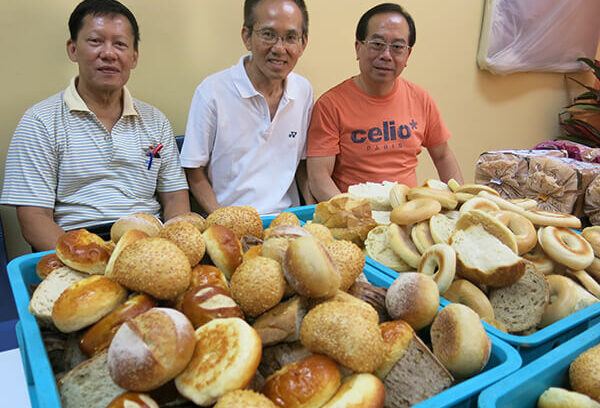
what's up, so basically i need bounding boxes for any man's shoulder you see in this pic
[397,77,432,99]
[315,78,354,106]
[132,98,169,122]
[25,91,65,118]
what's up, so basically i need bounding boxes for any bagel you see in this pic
[539,275,580,328]
[442,279,494,321]
[459,197,500,214]
[538,226,594,270]
[455,184,499,196]
[417,244,456,294]
[447,178,461,192]
[582,226,600,257]
[587,257,600,281]
[522,244,555,275]
[492,210,537,255]
[456,192,475,204]
[508,198,538,211]
[390,198,441,225]
[421,178,451,191]
[388,224,421,268]
[569,270,600,299]
[429,213,458,244]
[407,187,458,210]
[389,184,410,209]
[411,221,435,254]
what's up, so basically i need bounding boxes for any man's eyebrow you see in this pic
[368,33,407,44]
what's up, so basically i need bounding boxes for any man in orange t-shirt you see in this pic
[306,3,463,201]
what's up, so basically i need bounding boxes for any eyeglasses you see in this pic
[361,40,411,57]
[254,28,303,47]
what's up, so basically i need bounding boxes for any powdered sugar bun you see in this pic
[385,272,439,330]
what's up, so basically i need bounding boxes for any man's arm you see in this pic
[307,156,341,202]
[295,159,316,205]
[185,167,221,214]
[158,189,191,221]
[16,206,64,251]
[427,142,464,184]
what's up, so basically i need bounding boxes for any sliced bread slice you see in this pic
[348,181,397,211]
[365,225,412,272]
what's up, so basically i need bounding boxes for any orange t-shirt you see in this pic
[307,77,451,192]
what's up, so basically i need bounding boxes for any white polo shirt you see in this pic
[180,55,313,215]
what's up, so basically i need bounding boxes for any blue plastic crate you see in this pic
[478,322,600,408]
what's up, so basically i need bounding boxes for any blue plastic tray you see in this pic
[478,322,600,407]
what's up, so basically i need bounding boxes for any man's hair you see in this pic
[243,0,309,37]
[355,3,415,47]
[69,0,140,50]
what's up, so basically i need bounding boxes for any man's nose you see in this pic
[99,44,117,59]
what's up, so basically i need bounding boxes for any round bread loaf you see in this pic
[269,212,301,228]
[36,253,65,279]
[303,222,334,244]
[283,236,340,298]
[52,275,128,333]
[106,392,159,408]
[262,354,341,408]
[214,390,278,408]
[159,220,206,266]
[569,344,600,402]
[321,373,385,408]
[108,307,195,391]
[203,224,244,279]
[300,301,384,373]
[385,272,439,330]
[230,256,286,317]
[175,318,262,406]
[189,264,229,293]
[324,239,365,291]
[80,294,156,357]
[442,279,494,321]
[206,206,264,239]
[164,212,207,233]
[430,303,491,379]
[110,213,163,243]
[111,237,191,300]
[105,229,149,277]
[180,285,244,328]
[56,229,112,275]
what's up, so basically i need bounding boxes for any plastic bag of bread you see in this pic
[585,174,600,225]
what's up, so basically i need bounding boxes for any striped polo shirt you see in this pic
[0,77,188,230]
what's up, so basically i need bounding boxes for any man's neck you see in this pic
[75,78,123,132]
[355,74,396,97]
[244,57,285,100]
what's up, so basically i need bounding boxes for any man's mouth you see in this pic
[98,67,119,73]
[268,59,287,66]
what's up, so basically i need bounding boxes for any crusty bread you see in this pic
[202,224,244,279]
[538,387,600,408]
[58,350,126,408]
[321,373,386,408]
[570,344,600,402]
[450,224,526,287]
[206,206,264,239]
[489,261,549,333]
[56,229,112,275]
[364,225,412,272]
[214,390,278,408]
[324,239,365,291]
[253,296,307,346]
[348,180,397,211]
[29,266,87,327]
[104,229,149,277]
[159,220,206,266]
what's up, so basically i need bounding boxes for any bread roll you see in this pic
[270,212,301,228]
[283,236,340,298]
[348,281,390,323]
[108,308,195,391]
[324,239,365,291]
[262,237,292,264]
[374,320,414,379]
[243,244,263,261]
[305,290,380,324]
[214,390,278,408]
[385,272,439,330]
[164,211,207,233]
[262,354,341,408]
[110,213,163,243]
[230,256,286,317]
[52,275,128,333]
[105,229,149,277]
[537,387,600,408]
[570,344,600,402]
[206,206,264,239]
[442,279,494,321]
[180,284,244,328]
[203,224,244,279]
[189,264,229,293]
[111,237,191,300]
[56,229,112,275]
[80,294,156,357]
[175,318,262,406]
[303,221,334,244]
[321,373,385,408]
[430,303,491,379]
[364,225,412,272]
[253,296,307,346]
[159,220,206,266]
[264,225,311,241]
[106,392,159,408]
[36,253,65,279]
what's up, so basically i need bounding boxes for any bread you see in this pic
[108,307,195,391]
[570,343,600,402]
[263,225,310,240]
[442,279,494,321]
[489,261,549,332]
[58,350,126,408]
[214,390,278,408]
[80,294,156,357]
[36,253,65,279]
[253,296,307,346]
[450,224,526,287]
[180,284,244,328]
[56,229,112,275]
[374,320,415,379]
[230,256,286,317]
[348,180,397,211]
[303,221,334,243]
[159,220,206,266]
[300,301,384,373]
[364,225,412,272]
[261,237,292,264]
[411,220,435,254]
[106,392,159,408]
[283,236,340,298]
[29,266,87,326]
[270,212,301,228]
[430,303,491,379]
[429,213,458,244]
[52,275,128,333]
[305,290,380,324]
[455,209,518,253]
[188,264,229,293]
[388,223,422,268]
[110,237,191,300]
[262,354,341,408]
[110,213,163,243]
[321,373,385,408]
[203,224,244,279]
[206,206,264,239]
[348,281,390,323]
[164,211,207,233]
[259,342,312,379]
[175,317,262,406]
[104,229,149,277]
[538,387,600,408]
[385,272,439,330]
[324,239,365,291]
[540,275,598,328]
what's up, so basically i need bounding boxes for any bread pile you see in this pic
[354,178,600,335]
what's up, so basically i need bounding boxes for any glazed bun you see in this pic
[105,229,149,277]
[52,275,128,333]
[214,390,277,408]
[283,236,340,298]
[262,354,341,408]
[180,285,244,328]
[108,308,195,391]
[203,224,244,279]
[159,220,206,266]
[385,272,440,330]
[324,239,365,291]
[206,206,264,239]
[106,392,159,408]
[36,253,65,279]
[188,264,229,293]
[56,229,112,275]
[321,373,385,408]
[110,237,191,300]
[164,212,207,233]
[110,213,163,243]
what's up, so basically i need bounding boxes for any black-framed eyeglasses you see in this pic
[361,39,411,56]
[254,28,303,47]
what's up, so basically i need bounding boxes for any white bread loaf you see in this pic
[348,181,397,211]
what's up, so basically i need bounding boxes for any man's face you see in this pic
[355,12,412,86]
[242,0,307,82]
[67,13,138,94]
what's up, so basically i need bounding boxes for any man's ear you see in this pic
[355,40,361,60]
[66,38,77,62]
[241,26,252,51]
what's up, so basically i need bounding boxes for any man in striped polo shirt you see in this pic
[0,0,190,251]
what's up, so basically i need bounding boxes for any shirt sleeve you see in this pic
[0,111,58,208]
[156,115,189,193]
[179,83,218,168]
[422,93,451,148]
[306,94,342,157]
[300,83,315,160]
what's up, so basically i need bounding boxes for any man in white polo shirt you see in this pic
[180,0,314,215]
[0,0,189,251]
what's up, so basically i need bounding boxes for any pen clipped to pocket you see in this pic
[145,143,163,170]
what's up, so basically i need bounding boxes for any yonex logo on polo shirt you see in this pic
[289,131,297,138]
[350,119,418,143]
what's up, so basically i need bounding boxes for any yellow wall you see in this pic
[0,0,597,259]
